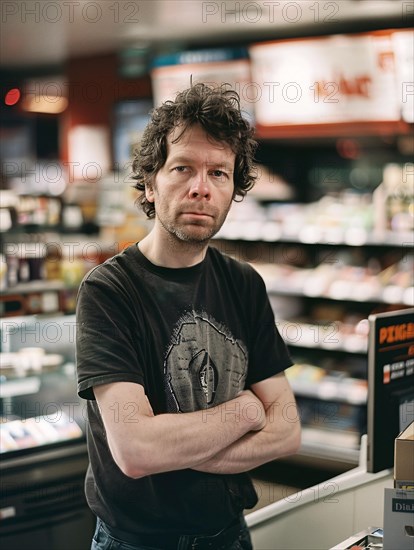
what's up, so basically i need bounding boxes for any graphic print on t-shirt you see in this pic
[164,311,248,413]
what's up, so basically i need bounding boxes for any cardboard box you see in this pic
[395,422,414,489]
[383,488,414,550]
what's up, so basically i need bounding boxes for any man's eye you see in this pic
[210,170,228,179]
[173,166,188,173]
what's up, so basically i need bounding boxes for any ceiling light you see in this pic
[4,88,21,106]
[21,76,68,114]
[22,95,68,114]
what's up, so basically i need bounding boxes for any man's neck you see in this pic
[138,230,208,268]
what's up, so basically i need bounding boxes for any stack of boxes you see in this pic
[383,422,414,549]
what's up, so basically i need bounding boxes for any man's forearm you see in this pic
[97,385,266,479]
[133,396,259,473]
[193,401,301,474]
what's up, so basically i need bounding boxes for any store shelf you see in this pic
[215,223,414,248]
[279,319,368,354]
[299,428,361,465]
[255,264,414,307]
[0,377,41,399]
[267,283,414,307]
[213,152,412,468]
[255,120,413,140]
[1,280,67,296]
[286,369,367,405]
[0,281,79,317]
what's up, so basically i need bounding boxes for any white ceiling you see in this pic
[0,0,409,68]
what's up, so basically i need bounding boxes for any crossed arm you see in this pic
[94,373,301,479]
[194,373,301,474]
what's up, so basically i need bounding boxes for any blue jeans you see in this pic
[91,516,253,550]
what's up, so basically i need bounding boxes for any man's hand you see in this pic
[193,373,301,474]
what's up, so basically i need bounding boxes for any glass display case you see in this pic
[0,313,94,550]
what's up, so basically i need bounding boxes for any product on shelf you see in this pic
[252,250,413,307]
[286,363,368,404]
[379,255,414,306]
[285,362,367,451]
[374,162,414,236]
[216,183,413,246]
[0,349,64,378]
[0,413,83,454]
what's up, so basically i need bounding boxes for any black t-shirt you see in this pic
[76,243,292,535]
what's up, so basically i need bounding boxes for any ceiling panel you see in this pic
[0,0,409,68]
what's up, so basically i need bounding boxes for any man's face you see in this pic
[146,124,235,244]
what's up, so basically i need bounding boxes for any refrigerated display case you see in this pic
[0,314,95,550]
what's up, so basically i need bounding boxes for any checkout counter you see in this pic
[247,435,393,549]
[247,308,414,549]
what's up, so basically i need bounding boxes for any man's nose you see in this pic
[188,172,211,199]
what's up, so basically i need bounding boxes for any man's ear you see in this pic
[145,182,155,203]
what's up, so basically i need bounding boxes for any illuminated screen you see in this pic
[367,308,414,473]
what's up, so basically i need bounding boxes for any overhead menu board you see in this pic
[249,30,412,129]
[151,48,254,122]
[393,30,414,123]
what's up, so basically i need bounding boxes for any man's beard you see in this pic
[158,216,219,245]
[157,204,231,246]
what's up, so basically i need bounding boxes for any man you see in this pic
[76,83,301,550]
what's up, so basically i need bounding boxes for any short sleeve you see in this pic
[76,266,145,400]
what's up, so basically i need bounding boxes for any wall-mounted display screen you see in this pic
[367,307,414,473]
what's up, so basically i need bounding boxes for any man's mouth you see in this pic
[182,211,213,218]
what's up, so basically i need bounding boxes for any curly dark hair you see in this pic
[131,83,258,218]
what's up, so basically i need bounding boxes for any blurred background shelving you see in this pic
[1,2,413,548]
